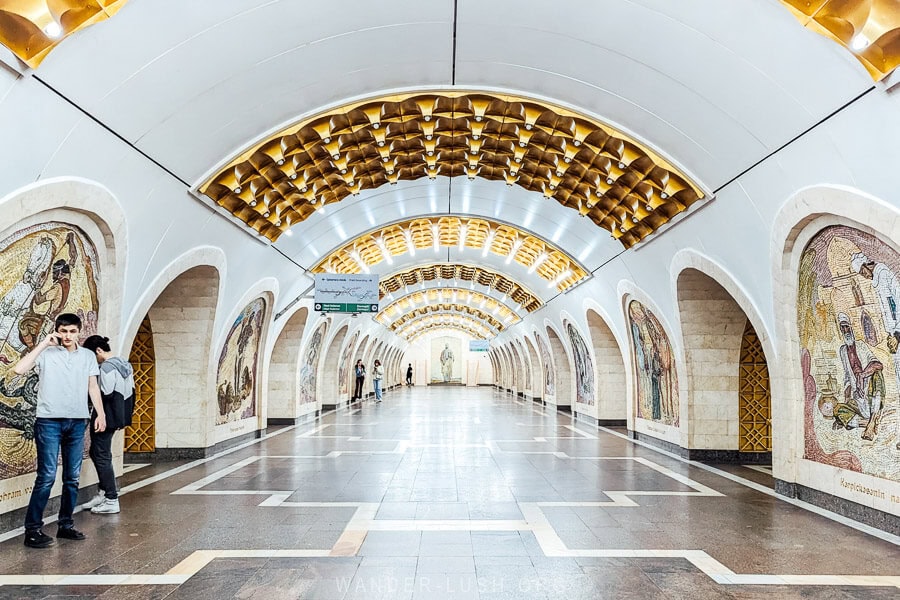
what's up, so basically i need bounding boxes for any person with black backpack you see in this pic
[80,335,135,515]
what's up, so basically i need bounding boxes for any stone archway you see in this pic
[524,336,542,402]
[586,309,627,424]
[546,326,574,408]
[319,325,350,410]
[676,268,771,461]
[146,265,220,456]
[268,307,309,424]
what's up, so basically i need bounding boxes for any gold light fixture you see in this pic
[0,1,129,68]
[781,0,900,80]
[396,313,493,341]
[200,91,705,248]
[378,263,543,312]
[378,288,520,326]
[314,216,587,293]
[390,304,504,335]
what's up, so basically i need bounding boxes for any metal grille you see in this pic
[738,321,771,452]
[125,314,155,453]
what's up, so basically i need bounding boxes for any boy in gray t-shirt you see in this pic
[13,312,106,548]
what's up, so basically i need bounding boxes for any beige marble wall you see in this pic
[149,265,219,449]
[676,269,746,450]
[586,310,627,421]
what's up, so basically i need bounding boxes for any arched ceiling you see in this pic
[378,287,520,325]
[200,90,706,247]
[378,263,543,312]
[397,313,492,341]
[313,215,587,293]
[407,323,486,343]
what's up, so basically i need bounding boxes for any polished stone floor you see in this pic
[1,387,899,599]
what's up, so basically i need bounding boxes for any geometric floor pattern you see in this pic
[0,387,898,599]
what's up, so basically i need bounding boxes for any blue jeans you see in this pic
[374,379,382,400]
[25,418,87,531]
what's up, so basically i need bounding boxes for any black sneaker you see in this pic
[56,527,86,540]
[23,529,54,548]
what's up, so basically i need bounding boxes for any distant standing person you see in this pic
[352,360,366,401]
[406,363,413,386]
[372,359,384,403]
[13,313,106,548]
[81,335,136,515]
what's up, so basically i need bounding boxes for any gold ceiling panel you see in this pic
[379,263,543,312]
[0,0,128,68]
[390,303,505,335]
[781,0,900,80]
[378,288,520,328]
[407,322,488,343]
[313,216,587,293]
[396,314,493,341]
[200,91,705,248]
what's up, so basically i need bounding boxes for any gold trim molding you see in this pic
[379,263,543,313]
[314,216,587,293]
[390,304,504,337]
[396,313,493,340]
[201,91,705,248]
[378,288,520,329]
[781,0,900,80]
[0,1,128,68]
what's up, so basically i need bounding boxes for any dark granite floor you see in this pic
[0,387,897,599]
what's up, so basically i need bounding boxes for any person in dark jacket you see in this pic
[80,335,135,515]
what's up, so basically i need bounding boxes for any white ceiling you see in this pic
[24,0,876,324]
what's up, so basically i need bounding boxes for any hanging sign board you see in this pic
[314,274,380,313]
[469,340,490,352]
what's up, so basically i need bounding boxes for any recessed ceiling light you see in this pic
[850,34,870,51]
[43,21,62,38]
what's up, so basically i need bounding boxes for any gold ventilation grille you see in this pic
[313,216,587,293]
[396,314,492,340]
[0,1,128,68]
[390,304,505,334]
[378,288,520,328]
[781,0,900,80]
[200,91,705,248]
[379,264,543,312]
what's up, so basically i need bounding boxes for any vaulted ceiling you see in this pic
[1,0,888,345]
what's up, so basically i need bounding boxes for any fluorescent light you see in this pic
[43,21,62,38]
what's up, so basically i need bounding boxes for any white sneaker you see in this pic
[91,498,120,514]
[82,492,106,510]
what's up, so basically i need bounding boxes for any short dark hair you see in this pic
[54,313,82,331]
[82,335,111,353]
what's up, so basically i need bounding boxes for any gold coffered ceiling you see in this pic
[314,216,587,293]
[0,0,127,68]
[379,263,543,312]
[378,288,519,330]
[389,304,504,336]
[781,0,900,80]
[397,314,493,341]
[201,91,705,248]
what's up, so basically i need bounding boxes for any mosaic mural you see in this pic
[298,322,327,405]
[0,223,100,480]
[628,300,679,426]
[567,323,595,406]
[799,225,900,482]
[215,298,266,425]
[537,334,554,398]
[338,331,359,397]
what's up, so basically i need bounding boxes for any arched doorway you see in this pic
[546,326,574,408]
[125,314,155,453]
[586,309,627,424]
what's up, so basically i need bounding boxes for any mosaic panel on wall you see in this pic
[628,300,679,426]
[0,223,100,480]
[799,225,900,482]
[537,334,554,398]
[567,323,595,406]
[518,341,531,391]
[298,322,327,405]
[215,298,266,425]
[338,332,359,397]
